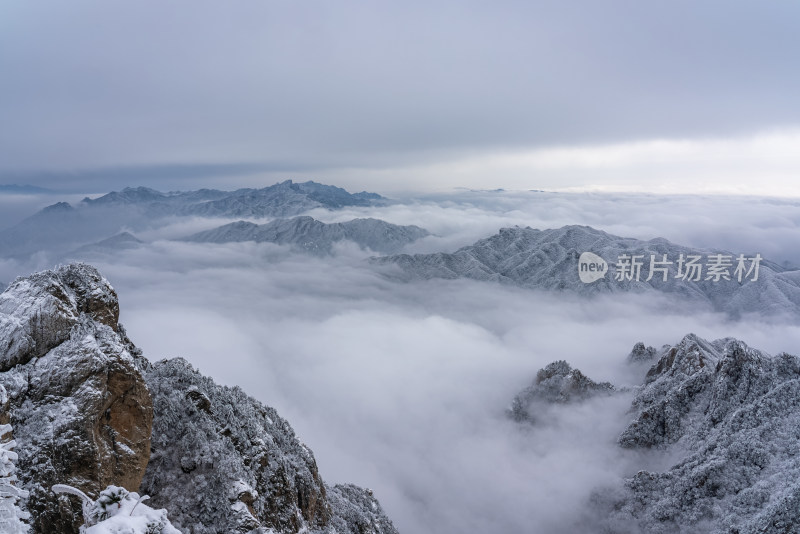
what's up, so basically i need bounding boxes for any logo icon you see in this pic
[578,252,608,283]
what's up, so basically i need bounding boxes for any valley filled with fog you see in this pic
[2,186,799,533]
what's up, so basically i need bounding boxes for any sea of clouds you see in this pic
[1,190,800,533]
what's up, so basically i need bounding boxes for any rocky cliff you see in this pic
[0,264,399,534]
[607,334,800,533]
[140,358,397,533]
[0,264,152,533]
[512,334,800,533]
[507,360,616,423]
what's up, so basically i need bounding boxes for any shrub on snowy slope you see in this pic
[53,485,179,534]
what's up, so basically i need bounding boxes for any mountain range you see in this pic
[0,181,387,258]
[375,224,800,316]
[80,181,385,217]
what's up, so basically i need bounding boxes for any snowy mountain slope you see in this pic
[512,335,800,533]
[0,181,386,258]
[184,216,429,254]
[375,225,800,316]
[0,264,400,534]
[140,358,398,534]
[605,334,800,533]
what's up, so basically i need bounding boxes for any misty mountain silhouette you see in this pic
[185,216,429,255]
[0,181,386,257]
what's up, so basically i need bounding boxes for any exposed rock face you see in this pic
[140,358,399,534]
[0,264,153,533]
[602,334,800,533]
[0,263,120,371]
[185,216,429,255]
[508,360,616,423]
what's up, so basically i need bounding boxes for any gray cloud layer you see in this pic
[2,1,800,193]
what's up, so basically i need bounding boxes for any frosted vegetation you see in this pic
[0,385,29,534]
[52,484,180,534]
[509,335,800,533]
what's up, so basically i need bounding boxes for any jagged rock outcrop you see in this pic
[0,264,399,534]
[0,263,120,371]
[140,358,399,534]
[600,334,800,533]
[508,360,616,423]
[626,341,658,364]
[185,216,429,254]
[376,225,800,317]
[0,264,153,533]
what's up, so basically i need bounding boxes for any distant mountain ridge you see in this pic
[184,216,429,254]
[0,184,54,194]
[68,232,144,258]
[80,181,386,217]
[0,180,387,257]
[375,225,800,316]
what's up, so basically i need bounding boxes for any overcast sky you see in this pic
[2,1,799,195]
